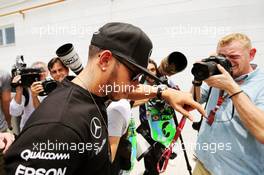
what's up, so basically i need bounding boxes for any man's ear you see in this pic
[249,48,256,61]
[98,50,112,71]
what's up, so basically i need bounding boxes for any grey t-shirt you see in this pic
[0,70,11,131]
[107,99,131,137]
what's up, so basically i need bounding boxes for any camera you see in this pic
[11,55,43,87]
[191,56,232,81]
[39,79,58,96]
[11,55,57,96]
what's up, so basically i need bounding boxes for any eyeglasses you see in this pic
[113,54,141,81]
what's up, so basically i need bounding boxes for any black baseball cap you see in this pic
[91,22,161,82]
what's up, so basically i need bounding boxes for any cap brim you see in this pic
[125,58,164,84]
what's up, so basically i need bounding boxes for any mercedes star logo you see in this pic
[90,117,102,139]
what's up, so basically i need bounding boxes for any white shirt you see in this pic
[107,99,131,137]
[10,88,45,130]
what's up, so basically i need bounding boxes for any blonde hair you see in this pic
[217,33,252,49]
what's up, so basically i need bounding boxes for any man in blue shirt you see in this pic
[193,33,264,175]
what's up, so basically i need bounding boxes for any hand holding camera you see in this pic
[204,64,241,96]
[11,75,23,92]
[191,55,233,87]
[191,55,242,95]
[11,56,57,96]
[30,81,44,97]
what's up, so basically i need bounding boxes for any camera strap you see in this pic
[192,87,212,131]
[206,90,225,126]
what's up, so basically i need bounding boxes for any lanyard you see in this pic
[207,90,228,126]
[207,91,224,125]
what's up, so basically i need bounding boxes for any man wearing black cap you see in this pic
[4,22,205,175]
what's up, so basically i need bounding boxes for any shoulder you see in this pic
[107,99,131,117]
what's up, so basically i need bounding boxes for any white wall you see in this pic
[0,0,264,90]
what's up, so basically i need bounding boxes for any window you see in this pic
[0,25,15,46]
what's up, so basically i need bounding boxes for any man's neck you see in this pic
[72,69,105,97]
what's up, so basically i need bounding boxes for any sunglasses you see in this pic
[113,54,142,81]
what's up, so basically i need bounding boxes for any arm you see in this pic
[107,103,128,161]
[9,88,25,117]
[10,75,25,117]
[132,98,149,107]
[0,132,15,153]
[205,64,264,143]
[109,136,121,162]
[13,86,23,105]
[190,81,202,102]
[127,84,206,120]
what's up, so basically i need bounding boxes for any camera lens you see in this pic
[191,63,211,81]
[39,80,57,96]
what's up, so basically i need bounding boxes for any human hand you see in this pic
[204,64,241,95]
[12,75,23,92]
[30,81,44,97]
[162,88,206,121]
[0,132,15,154]
[12,75,21,84]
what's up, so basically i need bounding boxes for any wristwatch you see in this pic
[157,85,168,100]
[192,80,202,86]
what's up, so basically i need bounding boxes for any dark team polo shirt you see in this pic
[4,79,111,175]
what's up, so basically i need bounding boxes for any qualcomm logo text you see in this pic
[21,149,70,161]
[15,164,67,175]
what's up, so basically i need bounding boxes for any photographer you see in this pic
[48,57,69,82]
[31,57,70,109]
[9,61,49,131]
[193,33,264,175]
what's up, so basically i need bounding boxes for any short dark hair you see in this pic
[48,57,68,71]
[88,45,102,58]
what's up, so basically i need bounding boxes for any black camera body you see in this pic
[11,56,43,87]
[39,79,58,96]
[191,56,232,81]
[11,56,57,96]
